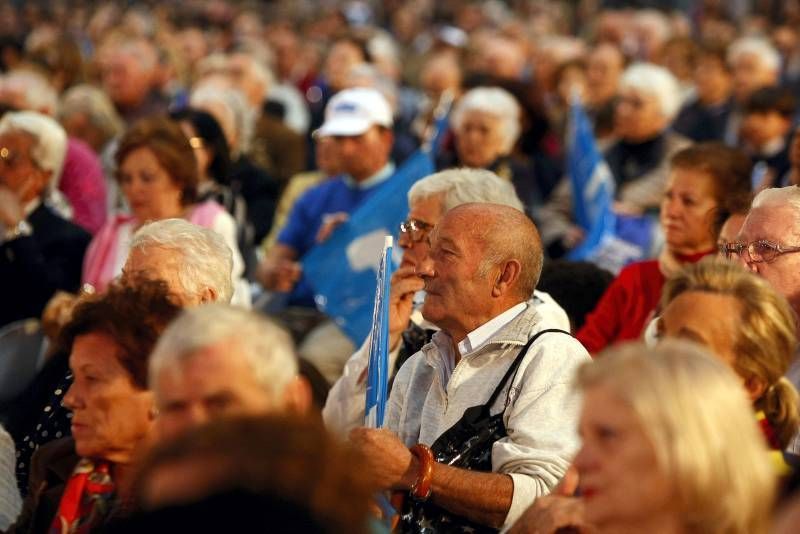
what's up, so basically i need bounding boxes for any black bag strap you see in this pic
[485,328,571,409]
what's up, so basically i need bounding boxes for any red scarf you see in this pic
[50,458,115,534]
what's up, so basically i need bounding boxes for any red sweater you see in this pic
[577,251,711,355]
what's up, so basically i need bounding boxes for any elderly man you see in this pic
[122,218,234,306]
[324,168,569,435]
[100,37,168,124]
[351,203,590,531]
[731,186,800,451]
[0,111,90,327]
[149,304,311,441]
[257,87,397,383]
[733,187,800,369]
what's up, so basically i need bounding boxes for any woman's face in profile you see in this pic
[574,385,677,531]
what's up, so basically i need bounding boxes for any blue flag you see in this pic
[302,147,436,345]
[364,237,393,428]
[566,98,653,273]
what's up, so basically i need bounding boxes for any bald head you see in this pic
[446,203,543,298]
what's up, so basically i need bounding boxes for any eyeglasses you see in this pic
[399,218,433,243]
[721,240,800,263]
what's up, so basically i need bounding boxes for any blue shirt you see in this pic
[278,163,395,305]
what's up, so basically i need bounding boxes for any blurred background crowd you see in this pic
[0,0,798,532]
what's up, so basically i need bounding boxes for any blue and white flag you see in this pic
[566,97,653,273]
[364,236,393,428]
[302,147,436,345]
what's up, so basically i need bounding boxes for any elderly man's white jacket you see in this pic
[385,300,590,529]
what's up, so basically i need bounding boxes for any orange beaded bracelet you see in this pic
[409,443,435,501]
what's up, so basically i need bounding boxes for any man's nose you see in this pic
[415,254,434,279]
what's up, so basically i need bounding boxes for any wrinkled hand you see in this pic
[257,257,302,292]
[0,185,23,228]
[388,266,425,350]
[316,212,349,243]
[349,427,417,491]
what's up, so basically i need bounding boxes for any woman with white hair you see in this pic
[540,63,691,257]
[444,86,561,216]
[510,341,776,534]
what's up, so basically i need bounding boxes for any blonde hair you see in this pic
[582,341,775,534]
[661,258,800,447]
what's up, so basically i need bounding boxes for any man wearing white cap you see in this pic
[257,87,395,382]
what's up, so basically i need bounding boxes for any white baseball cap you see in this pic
[314,87,393,138]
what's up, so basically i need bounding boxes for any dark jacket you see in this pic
[8,437,78,534]
[0,204,90,327]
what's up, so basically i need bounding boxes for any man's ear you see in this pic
[199,286,218,304]
[491,259,521,297]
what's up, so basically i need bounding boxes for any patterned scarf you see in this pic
[50,458,115,534]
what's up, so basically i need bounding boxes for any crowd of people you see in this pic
[0,0,800,532]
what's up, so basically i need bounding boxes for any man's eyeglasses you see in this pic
[720,240,800,263]
[399,218,433,243]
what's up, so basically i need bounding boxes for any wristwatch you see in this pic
[3,220,33,242]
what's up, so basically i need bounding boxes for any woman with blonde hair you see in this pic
[510,340,775,534]
[658,258,800,452]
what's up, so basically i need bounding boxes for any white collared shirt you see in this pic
[457,302,527,360]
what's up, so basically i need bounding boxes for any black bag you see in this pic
[398,329,570,533]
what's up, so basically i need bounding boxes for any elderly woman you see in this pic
[81,115,249,306]
[540,62,691,256]
[510,341,775,534]
[576,142,752,353]
[444,86,560,215]
[658,259,800,456]
[9,280,180,533]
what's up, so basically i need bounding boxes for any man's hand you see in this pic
[349,427,417,491]
[388,265,425,350]
[0,185,24,228]
[316,212,349,243]
[257,244,302,292]
[257,257,302,292]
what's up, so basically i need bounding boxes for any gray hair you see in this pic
[728,37,781,74]
[1,69,58,115]
[58,84,125,146]
[130,219,234,304]
[149,304,297,401]
[408,168,524,213]
[450,87,521,153]
[0,110,67,191]
[620,62,683,121]
[190,82,254,156]
[751,186,800,224]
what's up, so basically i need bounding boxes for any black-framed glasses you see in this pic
[721,240,800,263]
[399,218,433,243]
